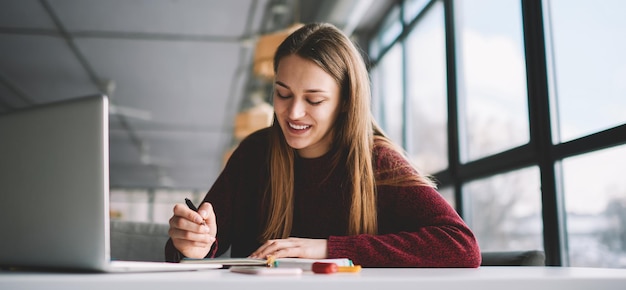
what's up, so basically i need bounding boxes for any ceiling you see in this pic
[0,0,392,191]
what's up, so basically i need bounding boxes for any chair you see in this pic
[110,220,231,262]
[480,250,545,266]
[110,220,170,262]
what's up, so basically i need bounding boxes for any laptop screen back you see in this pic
[0,94,110,271]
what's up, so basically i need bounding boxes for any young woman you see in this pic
[166,23,481,267]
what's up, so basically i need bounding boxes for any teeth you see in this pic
[289,122,310,130]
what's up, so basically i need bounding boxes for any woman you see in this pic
[166,23,481,267]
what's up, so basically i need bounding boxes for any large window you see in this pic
[545,0,626,268]
[455,0,529,162]
[368,0,626,268]
[463,167,543,251]
[546,0,626,143]
[561,145,626,268]
[376,43,404,146]
[111,188,204,224]
[405,1,448,174]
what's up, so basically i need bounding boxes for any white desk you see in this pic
[1,267,625,290]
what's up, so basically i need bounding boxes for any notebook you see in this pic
[181,257,354,270]
[0,94,221,272]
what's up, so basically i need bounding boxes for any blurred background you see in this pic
[1,0,624,268]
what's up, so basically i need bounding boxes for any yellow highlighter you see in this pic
[337,265,362,273]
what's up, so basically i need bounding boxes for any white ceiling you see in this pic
[0,0,392,191]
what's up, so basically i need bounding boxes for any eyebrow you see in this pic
[275,81,329,94]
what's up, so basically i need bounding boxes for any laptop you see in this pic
[0,94,221,272]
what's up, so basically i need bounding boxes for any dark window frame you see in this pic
[364,0,626,267]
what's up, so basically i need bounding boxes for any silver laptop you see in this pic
[0,94,220,272]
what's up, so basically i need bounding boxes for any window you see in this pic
[110,189,151,222]
[561,145,626,268]
[439,186,456,209]
[376,43,404,145]
[370,6,402,60]
[153,189,202,224]
[111,188,200,224]
[368,0,626,268]
[403,0,430,23]
[545,0,626,143]
[405,1,448,174]
[463,167,543,251]
[370,67,383,122]
[455,0,530,162]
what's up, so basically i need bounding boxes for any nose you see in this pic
[287,98,306,119]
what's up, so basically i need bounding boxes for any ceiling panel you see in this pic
[0,84,20,113]
[109,131,143,163]
[48,0,256,37]
[108,163,161,188]
[0,0,388,191]
[0,34,98,105]
[75,37,240,125]
[0,0,56,29]
[109,128,225,189]
[139,132,222,168]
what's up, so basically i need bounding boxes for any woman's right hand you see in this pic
[168,202,217,259]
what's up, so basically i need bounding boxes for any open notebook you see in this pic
[0,95,220,272]
[181,257,354,270]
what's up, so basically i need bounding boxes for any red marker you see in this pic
[312,262,361,274]
[312,262,337,274]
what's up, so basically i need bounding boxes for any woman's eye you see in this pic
[276,92,291,99]
[308,99,323,105]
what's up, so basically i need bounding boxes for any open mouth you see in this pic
[288,122,311,130]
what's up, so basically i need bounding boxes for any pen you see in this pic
[185,198,206,226]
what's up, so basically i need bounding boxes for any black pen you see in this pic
[185,198,207,226]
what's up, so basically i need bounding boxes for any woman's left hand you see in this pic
[249,237,328,259]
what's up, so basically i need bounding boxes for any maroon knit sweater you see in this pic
[166,128,481,267]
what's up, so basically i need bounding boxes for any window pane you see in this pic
[369,37,381,61]
[405,1,448,174]
[546,0,626,143]
[455,0,530,162]
[403,0,430,23]
[562,145,626,268]
[376,43,404,145]
[110,189,150,222]
[439,186,456,209]
[378,6,402,49]
[370,67,383,122]
[153,189,198,224]
[463,167,543,251]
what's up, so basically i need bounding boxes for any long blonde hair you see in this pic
[260,23,434,241]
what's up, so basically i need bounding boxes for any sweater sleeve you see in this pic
[165,129,268,262]
[327,146,481,268]
[326,194,481,268]
[164,147,243,262]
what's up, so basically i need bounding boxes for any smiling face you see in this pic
[273,54,342,158]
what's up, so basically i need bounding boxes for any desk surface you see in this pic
[2,267,626,290]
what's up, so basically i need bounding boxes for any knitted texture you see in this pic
[166,128,481,267]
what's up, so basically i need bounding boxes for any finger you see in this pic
[168,227,214,244]
[169,215,210,234]
[172,237,213,249]
[252,239,296,258]
[249,240,273,258]
[273,238,303,257]
[172,203,205,225]
[197,202,217,233]
[271,246,301,259]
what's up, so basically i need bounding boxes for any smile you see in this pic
[288,122,311,130]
